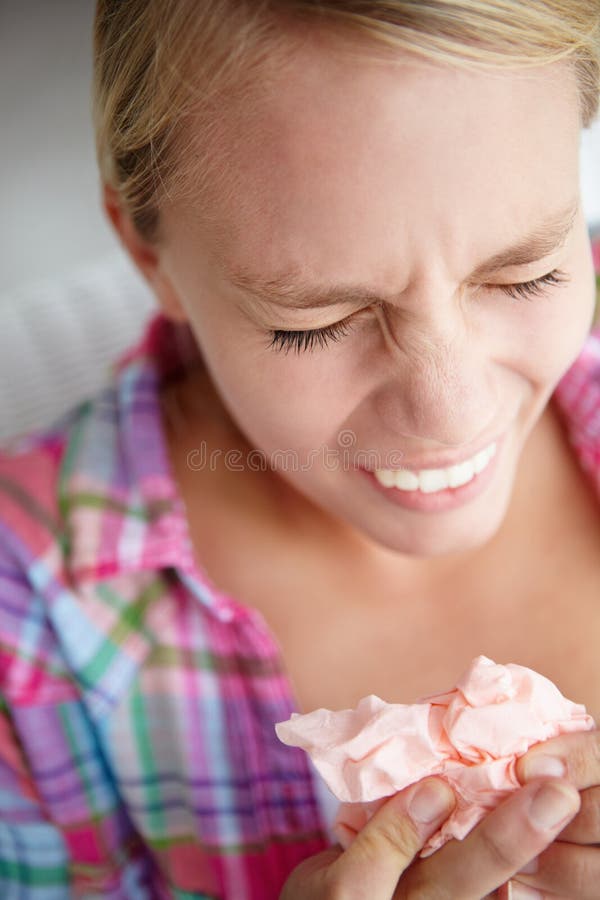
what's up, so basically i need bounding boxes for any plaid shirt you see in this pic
[1,259,600,898]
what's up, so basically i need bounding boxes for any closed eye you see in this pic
[266,268,570,354]
[493,267,570,301]
[267,318,354,354]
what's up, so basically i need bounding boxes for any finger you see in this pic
[558,785,600,843]
[326,776,455,899]
[513,839,600,900]
[397,779,580,899]
[516,729,600,791]
[279,846,345,899]
[507,884,573,899]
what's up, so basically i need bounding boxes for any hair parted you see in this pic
[93,0,600,244]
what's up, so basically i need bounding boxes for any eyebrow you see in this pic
[226,198,579,311]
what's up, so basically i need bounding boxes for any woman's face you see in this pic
[157,29,596,560]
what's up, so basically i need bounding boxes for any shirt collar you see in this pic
[61,311,239,623]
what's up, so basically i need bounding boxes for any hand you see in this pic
[280,777,455,899]
[280,775,580,899]
[504,728,600,899]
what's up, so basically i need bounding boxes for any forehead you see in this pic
[179,31,580,282]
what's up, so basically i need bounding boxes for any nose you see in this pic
[375,305,496,449]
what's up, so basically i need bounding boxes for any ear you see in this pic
[102,183,188,323]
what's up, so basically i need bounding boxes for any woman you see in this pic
[1,1,600,897]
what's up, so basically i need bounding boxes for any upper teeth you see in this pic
[374,442,497,493]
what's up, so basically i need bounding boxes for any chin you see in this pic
[359,501,508,560]
[390,529,497,560]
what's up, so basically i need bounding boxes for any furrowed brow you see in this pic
[470,198,579,278]
[226,199,579,310]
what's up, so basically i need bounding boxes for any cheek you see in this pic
[241,363,356,455]
[535,255,597,378]
[196,331,355,455]
[490,251,596,387]
[182,289,363,456]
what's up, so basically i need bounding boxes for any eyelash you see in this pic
[267,268,570,354]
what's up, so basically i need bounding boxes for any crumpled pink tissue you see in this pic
[274,656,595,856]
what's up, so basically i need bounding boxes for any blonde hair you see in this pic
[93,0,600,244]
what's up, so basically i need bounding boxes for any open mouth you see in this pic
[361,436,503,513]
[372,441,497,494]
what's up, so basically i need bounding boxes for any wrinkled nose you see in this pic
[375,314,497,449]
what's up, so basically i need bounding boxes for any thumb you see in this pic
[328,777,455,898]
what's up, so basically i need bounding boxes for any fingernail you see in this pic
[510,883,543,900]
[529,781,578,829]
[517,855,539,874]
[522,754,565,781]
[332,822,356,850]
[409,780,453,824]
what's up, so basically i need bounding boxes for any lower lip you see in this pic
[359,438,503,513]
